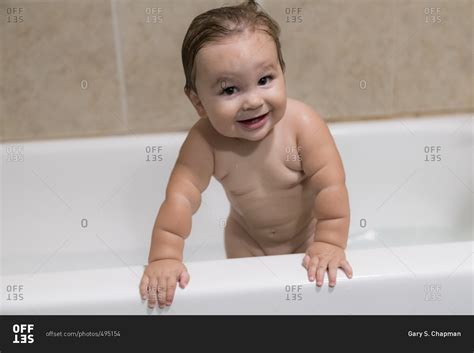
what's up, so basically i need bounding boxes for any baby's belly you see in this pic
[226,187,316,253]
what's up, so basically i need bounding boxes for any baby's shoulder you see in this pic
[188,118,218,147]
[285,98,325,128]
[286,97,310,111]
[178,118,217,161]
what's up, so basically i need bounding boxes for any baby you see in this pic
[140,0,353,309]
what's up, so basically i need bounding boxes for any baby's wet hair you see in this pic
[181,0,285,94]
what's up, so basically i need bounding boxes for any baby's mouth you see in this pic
[237,113,268,124]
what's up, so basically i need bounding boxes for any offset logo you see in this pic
[12,324,34,344]
[145,145,164,162]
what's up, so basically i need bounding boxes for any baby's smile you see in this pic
[236,111,270,130]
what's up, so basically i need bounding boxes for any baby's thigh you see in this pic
[224,217,265,258]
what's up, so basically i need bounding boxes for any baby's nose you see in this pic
[242,93,264,111]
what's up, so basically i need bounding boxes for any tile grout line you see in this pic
[111,0,129,130]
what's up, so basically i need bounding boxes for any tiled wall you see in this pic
[1,0,472,142]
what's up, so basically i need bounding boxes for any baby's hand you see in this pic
[302,241,353,287]
[140,259,190,308]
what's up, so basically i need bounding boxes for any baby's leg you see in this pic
[224,216,266,258]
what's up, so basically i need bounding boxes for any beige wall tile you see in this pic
[392,0,472,114]
[117,0,241,134]
[0,0,123,141]
[266,0,397,120]
[1,0,472,141]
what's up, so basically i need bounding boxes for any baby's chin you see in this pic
[235,130,273,142]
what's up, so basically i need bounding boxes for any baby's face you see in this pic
[190,29,287,141]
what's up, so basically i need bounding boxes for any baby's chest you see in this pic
[214,139,306,195]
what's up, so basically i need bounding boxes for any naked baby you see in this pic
[140,0,353,309]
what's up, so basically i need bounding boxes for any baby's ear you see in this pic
[184,87,207,118]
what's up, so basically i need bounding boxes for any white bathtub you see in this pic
[1,114,472,315]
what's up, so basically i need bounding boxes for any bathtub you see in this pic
[1,114,472,315]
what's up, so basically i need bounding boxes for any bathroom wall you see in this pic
[1,0,472,142]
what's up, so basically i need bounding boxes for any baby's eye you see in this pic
[221,86,237,96]
[258,75,273,86]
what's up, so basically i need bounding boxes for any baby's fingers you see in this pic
[157,277,167,308]
[147,278,158,308]
[316,260,329,286]
[302,254,310,269]
[166,277,177,306]
[303,255,319,282]
[139,275,149,300]
[178,270,190,289]
[340,260,353,279]
[328,261,338,287]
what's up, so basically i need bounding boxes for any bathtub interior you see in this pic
[1,114,472,280]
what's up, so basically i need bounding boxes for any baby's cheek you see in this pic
[272,84,287,113]
[209,115,237,138]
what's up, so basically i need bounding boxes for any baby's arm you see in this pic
[296,104,353,287]
[140,120,214,308]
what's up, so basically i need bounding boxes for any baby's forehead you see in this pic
[195,31,279,72]
[204,29,275,51]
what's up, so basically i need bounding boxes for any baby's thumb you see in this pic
[301,254,311,268]
[178,270,190,289]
